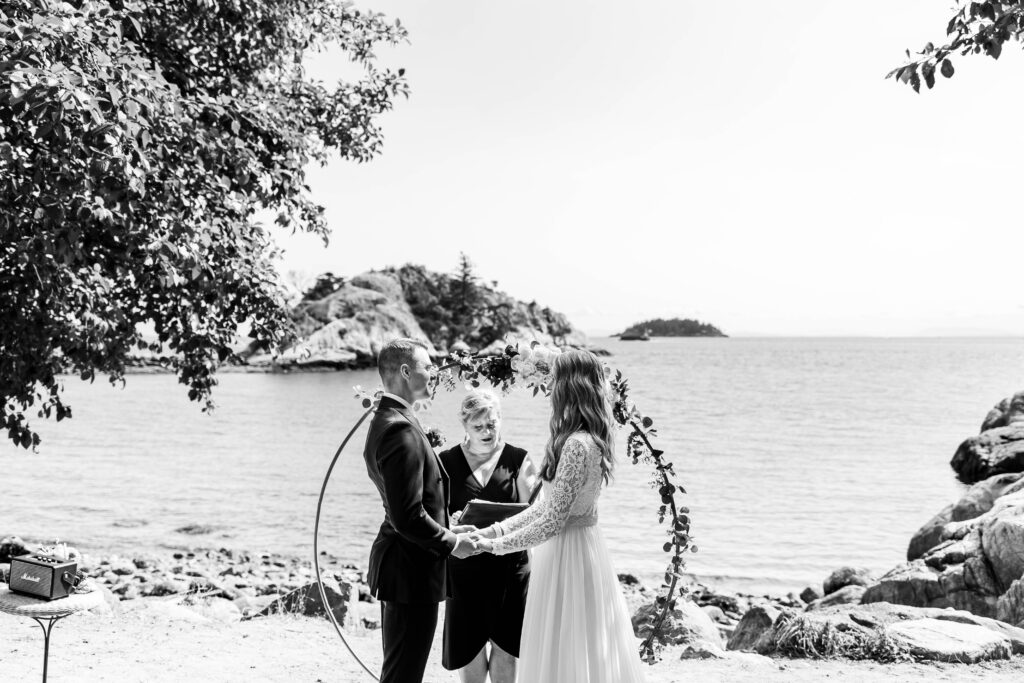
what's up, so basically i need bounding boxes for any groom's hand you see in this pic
[451,524,478,534]
[451,533,482,559]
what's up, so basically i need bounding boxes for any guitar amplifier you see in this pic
[8,554,79,600]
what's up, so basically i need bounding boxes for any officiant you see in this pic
[438,390,539,683]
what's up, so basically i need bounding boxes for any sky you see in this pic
[277,1,1024,337]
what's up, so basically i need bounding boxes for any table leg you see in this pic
[30,616,65,683]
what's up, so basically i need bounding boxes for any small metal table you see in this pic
[0,584,104,682]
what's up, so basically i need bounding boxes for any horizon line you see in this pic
[584,332,1024,340]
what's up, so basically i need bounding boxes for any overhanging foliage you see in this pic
[1,0,408,447]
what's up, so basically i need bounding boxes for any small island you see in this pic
[616,318,727,340]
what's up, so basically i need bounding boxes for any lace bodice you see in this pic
[490,431,605,555]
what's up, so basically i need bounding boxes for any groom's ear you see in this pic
[399,363,411,381]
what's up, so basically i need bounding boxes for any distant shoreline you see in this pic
[589,334,1024,340]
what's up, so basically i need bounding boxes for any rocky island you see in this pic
[617,317,727,339]
[129,260,595,371]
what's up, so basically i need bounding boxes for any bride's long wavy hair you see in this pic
[539,349,615,484]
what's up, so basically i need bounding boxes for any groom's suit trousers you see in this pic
[380,600,438,683]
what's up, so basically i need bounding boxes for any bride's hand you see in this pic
[472,524,500,540]
[474,537,494,553]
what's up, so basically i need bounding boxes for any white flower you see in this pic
[533,346,560,366]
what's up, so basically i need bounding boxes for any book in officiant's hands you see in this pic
[457,499,529,527]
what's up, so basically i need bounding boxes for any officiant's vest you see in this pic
[440,444,530,601]
[440,444,528,513]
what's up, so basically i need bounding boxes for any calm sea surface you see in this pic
[6,338,1023,595]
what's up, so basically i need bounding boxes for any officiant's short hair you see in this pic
[460,390,501,424]
[378,338,429,380]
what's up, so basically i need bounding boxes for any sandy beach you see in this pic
[5,601,1024,682]
[4,544,1024,682]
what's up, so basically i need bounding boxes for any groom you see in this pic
[363,338,480,683]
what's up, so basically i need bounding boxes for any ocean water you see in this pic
[6,338,1023,595]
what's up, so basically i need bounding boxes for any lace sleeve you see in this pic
[490,435,590,555]
[491,485,546,536]
[496,456,543,534]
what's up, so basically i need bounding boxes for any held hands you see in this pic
[452,533,484,559]
[450,509,487,558]
[449,510,495,557]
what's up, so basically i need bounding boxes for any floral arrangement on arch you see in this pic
[354,340,696,663]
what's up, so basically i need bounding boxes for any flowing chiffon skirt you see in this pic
[518,523,647,683]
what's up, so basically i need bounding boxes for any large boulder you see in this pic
[252,273,436,369]
[981,391,1024,432]
[907,472,1024,560]
[759,602,1024,661]
[251,578,359,630]
[806,584,866,611]
[997,579,1024,628]
[631,599,723,648]
[981,509,1024,592]
[950,425,1024,485]
[799,586,822,604]
[822,567,874,595]
[862,537,1001,617]
[861,561,949,609]
[726,604,781,652]
[879,395,1024,627]
[884,618,1011,663]
[865,485,1024,622]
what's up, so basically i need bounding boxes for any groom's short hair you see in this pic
[378,338,429,381]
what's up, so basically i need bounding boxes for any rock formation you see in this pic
[981,391,1024,432]
[907,473,1024,561]
[822,566,874,596]
[728,601,1024,663]
[242,267,589,369]
[950,426,1024,485]
[860,392,1024,629]
[246,272,437,369]
[862,482,1024,624]
[949,390,1024,485]
[617,317,727,338]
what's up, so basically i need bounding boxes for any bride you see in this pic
[473,349,646,683]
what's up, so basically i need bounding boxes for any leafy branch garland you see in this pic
[419,342,696,662]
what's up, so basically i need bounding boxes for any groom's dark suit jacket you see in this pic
[363,396,457,604]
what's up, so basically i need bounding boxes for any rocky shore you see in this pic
[707,390,1024,667]
[3,540,1024,678]
[0,536,790,636]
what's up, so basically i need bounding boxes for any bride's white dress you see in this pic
[491,431,646,683]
